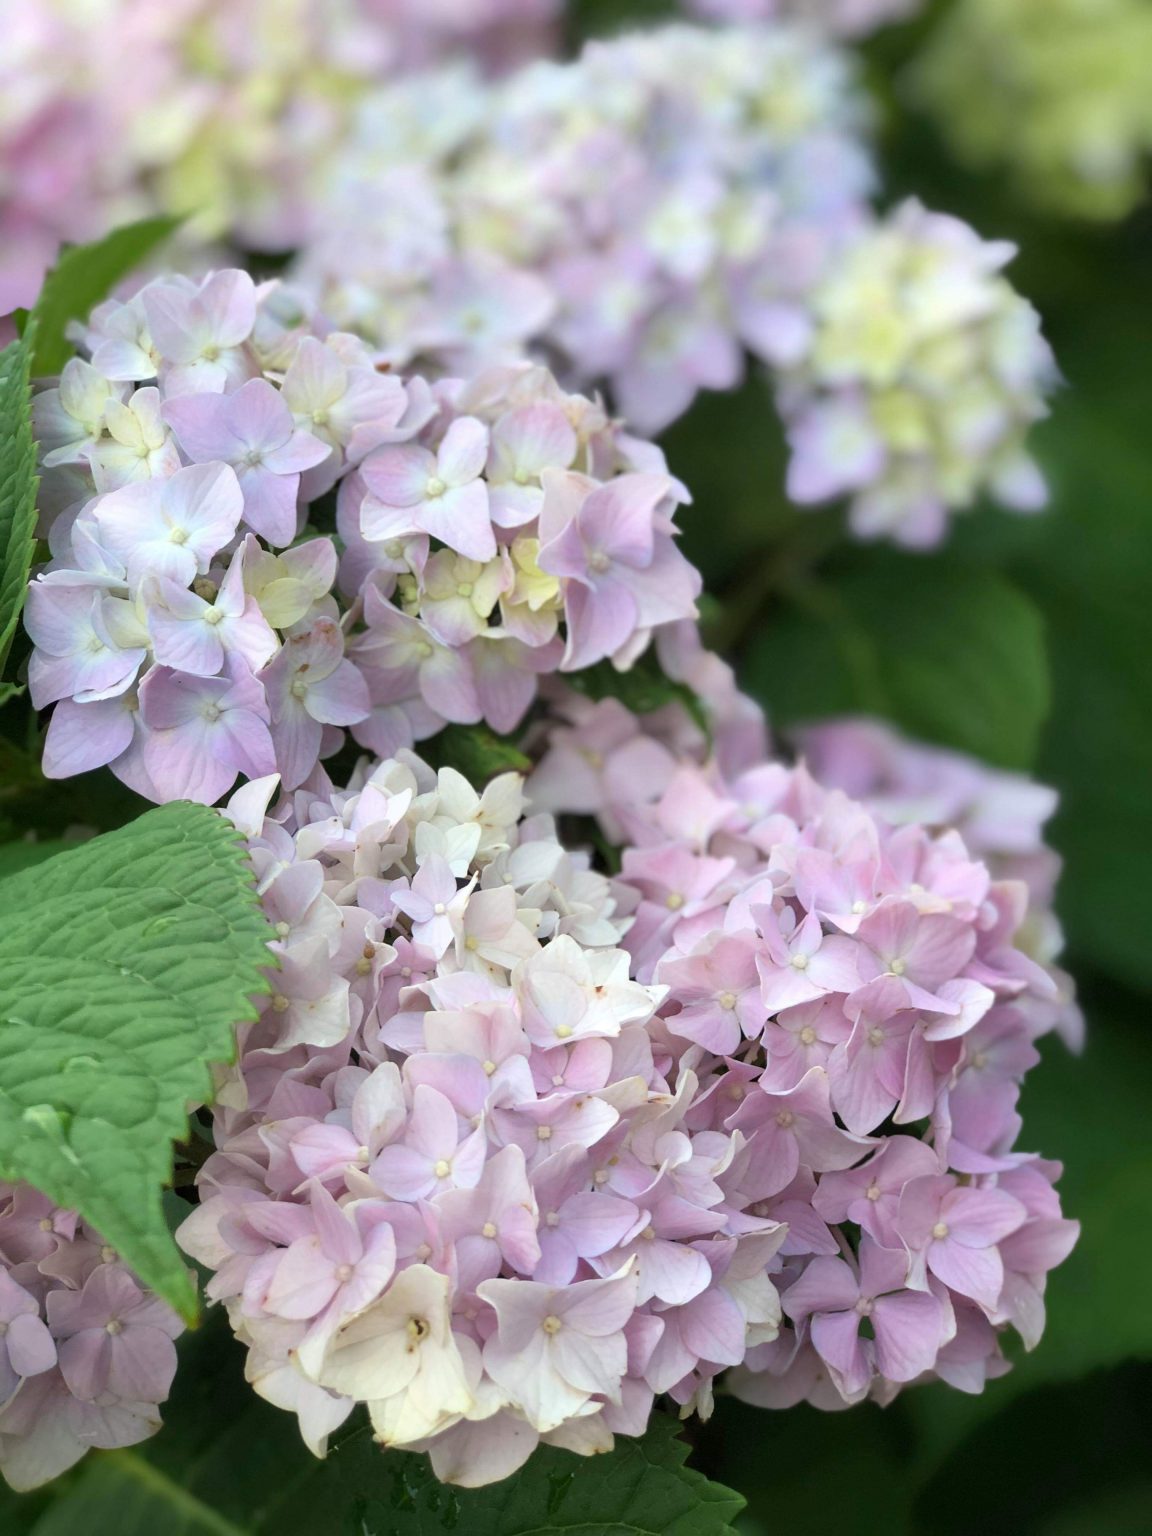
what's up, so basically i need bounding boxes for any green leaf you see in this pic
[28,217,182,378]
[20,1315,744,1535]
[424,723,531,783]
[569,654,711,742]
[744,554,1050,770]
[0,840,70,878]
[0,802,272,1319]
[0,331,39,676]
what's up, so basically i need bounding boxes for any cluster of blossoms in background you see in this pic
[528,682,1078,1409]
[0,0,559,322]
[0,1186,183,1491]
[299,24,874,435]
[777,200,1056,543]
[294,26,1056,545]
[913,0,1152,221]
[24,267,699,804]
[3,12,1062,549]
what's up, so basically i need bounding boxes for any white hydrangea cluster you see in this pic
[777,201,1057,545]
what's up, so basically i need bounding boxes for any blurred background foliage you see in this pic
[0,2,1148,1531]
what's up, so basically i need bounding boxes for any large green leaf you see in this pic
[19,1315,743,1536]
[0,331,39,676]
[0,802,272,1318]
[28,216,181,377]
[743,553,1050,770]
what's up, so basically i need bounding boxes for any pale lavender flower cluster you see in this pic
[778,200,1057,545]
[0,1185,183,1493]
[177,757,786,1486]
[684,0,921,38]
[25,270,699,803]
[529,685,1079,1410]
[298,29,1057,548]
[299,23,875,434]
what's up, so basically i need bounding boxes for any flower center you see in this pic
[932,1221,949,1240]
[336,1264,354,1283]
[105,1319,124,1336]
[790,952,809,971]
[169,527,188,545]
[204,606,224,626]
[889,958,906,976]
[433,1159,452,1178]
[718,991,738,1011]
[482,1222,498,1239]
[800,1026,818,1046]
[405,1316,430,1348]
[425,476,447,499]
[588,550,611,574]
[542,1315,563,1335]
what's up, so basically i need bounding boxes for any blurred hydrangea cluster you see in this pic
[684,0,920,37]
[4,11,1061,549]
[24,268,699,804]
[529,686,1078,1411]
[295,26,1056,545]
[298,24,875,434]
[913,0,1152,221]
[0,0,559,318]
[777,201,1056,545]
[0,1186,183,1492]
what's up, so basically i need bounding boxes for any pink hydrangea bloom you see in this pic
[530,679,1079,1413]
[0,1186,182,1493]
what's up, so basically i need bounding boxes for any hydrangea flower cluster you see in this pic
[913,0,1152,221]
[295,29,1056,547]
[176,756,787,1487]
[24,268,700,803]
[0,1185,183,1492]
[298,23,876,434]
[0,0,560,325]
[777,200,1057,546]
[528,685,1079,1410]
[684,0,921,38]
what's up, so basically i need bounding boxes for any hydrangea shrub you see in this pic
[0,1,1100,1522]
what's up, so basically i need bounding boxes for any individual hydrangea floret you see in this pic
[176,754,787,1486]
[529,682,1079,1410]
[24,270,701,803]
[777,200,1057,546]
[913,0,1152,222]
[0,1187,183,1493]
